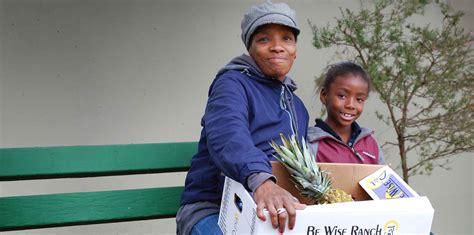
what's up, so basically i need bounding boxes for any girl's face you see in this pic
[320,74,369,133]
[248,24,297,81]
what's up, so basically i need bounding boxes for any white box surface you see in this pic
[218,176,434,235]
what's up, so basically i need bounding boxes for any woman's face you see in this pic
[248,24,297,81]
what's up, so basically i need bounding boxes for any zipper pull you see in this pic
[352,147,364,161]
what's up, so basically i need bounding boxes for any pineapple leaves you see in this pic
[270,134,352,204]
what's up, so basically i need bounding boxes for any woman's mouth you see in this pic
[268,57,286,63]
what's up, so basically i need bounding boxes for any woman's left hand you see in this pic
[253,179,306,233]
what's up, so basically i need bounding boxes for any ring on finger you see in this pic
[276,208,286,215]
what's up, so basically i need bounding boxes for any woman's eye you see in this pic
[283,35,294,41]
[256,37,269,42]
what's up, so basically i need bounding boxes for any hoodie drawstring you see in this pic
[241,68,251,76]
[279,86,286,110]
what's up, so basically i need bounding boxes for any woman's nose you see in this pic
[269,40,284,52]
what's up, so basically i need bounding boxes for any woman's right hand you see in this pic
[253,179,306,234]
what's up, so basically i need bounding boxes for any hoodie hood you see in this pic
[216,54,298,91]
[307,124,374,144]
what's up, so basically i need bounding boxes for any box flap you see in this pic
[359,165,420,200]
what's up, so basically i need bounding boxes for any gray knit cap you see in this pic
[241,0,300,49]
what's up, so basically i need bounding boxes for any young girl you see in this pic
[308,61,384,164]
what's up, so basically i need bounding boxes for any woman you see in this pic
[177,1,309,234]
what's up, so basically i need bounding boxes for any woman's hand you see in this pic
[253,179,306,233]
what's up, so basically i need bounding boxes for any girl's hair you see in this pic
[320,61,371,92]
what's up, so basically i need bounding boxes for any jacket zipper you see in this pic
[280,85,297,137]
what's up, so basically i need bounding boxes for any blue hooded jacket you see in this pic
[180,54,309,206]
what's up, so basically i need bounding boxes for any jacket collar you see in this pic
[309,119,371,147]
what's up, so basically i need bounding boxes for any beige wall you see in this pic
[1,0,472,234]
[0,1,3,146]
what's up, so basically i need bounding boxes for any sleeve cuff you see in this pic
[247,172,276,192]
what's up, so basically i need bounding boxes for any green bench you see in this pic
[0,142,197,231]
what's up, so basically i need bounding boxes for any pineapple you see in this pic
[270,134,353,204]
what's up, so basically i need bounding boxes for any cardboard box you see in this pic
[218,162,434,235]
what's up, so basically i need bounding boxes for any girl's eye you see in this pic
[357,96,367,102]
[337,94,346,99]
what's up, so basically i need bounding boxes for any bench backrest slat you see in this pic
[0,186,184,231]
[0,141,197,231]
[0,142,197,181]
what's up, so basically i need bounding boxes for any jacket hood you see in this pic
[216,54,298,91]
